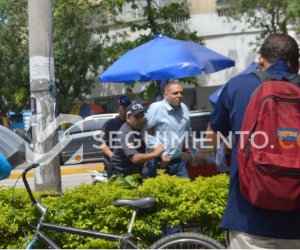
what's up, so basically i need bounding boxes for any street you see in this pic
[1,161,104,190]
[1,172,92,190]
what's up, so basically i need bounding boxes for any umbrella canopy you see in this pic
[0,125,30,170]
[69,103,104,117]
[99,35,235,83]
[209,62,259,107]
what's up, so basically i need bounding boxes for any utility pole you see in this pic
[28,0,62,192]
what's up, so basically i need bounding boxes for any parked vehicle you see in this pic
[189,109,212,149]
[59,110,211,165]
[84,113,118,121]
[59,113,118,165]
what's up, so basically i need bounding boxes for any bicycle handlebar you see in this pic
[22,152,54,205]
[22,163,39,205]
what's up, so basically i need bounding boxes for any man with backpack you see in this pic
[206,33,300,248]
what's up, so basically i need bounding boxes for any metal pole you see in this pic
[28,0,61,192]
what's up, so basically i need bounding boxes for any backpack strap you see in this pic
[283,74,300,87]
[252,71,300,87]
[252,71,276,82]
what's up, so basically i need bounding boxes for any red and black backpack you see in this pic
[237,71,300,211]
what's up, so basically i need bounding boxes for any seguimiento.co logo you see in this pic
[26,118,299,166]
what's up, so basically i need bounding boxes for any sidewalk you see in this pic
[8,162,105,179]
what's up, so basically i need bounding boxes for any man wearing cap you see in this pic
[110,102,165,178]
[99,96,131,176]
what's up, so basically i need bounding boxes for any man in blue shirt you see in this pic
[206,33,300,248]
[142,80,198,178]
[111,102,165,177]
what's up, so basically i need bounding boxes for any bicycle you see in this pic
[21,162,225,249]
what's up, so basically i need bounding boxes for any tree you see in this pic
[0,0,30,112]
[53,0,112,113]
[101,0,204,100]
[0,0,111,113]
[218,0,299,49]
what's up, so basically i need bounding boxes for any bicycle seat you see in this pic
[114,197,155,210]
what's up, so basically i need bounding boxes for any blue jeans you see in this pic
[147,157,189,178]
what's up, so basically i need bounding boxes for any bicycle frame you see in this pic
[28,222,139,249]
[22,163,149,249]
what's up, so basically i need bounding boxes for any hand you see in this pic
[160,154,171,168]
[153,144,165,156]
[191,157,199,167]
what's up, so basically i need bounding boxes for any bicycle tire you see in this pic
[149,232,226,249]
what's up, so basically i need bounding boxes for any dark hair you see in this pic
[259,33,299,71]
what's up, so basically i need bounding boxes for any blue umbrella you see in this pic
[99,35,235,83]
[209,62,259,107]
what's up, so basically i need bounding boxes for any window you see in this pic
[190,114,211,138]
[69,124,82,135]
[68,120,95,134]
[217,7,230,17]
[95,118,111,130]
[170,14,188,23]
[9,113,23,123]
[216,0,231,17]
[83,120,95,132]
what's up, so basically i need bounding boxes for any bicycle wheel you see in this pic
[149,232,226,249]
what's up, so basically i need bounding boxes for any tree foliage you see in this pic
[0,0,204,111]
[53,0,112,113]
[0,173,229,248]
[101,0,204,99]
[0,0,111,113]
[0,0,29,112]
[219,0,299,49]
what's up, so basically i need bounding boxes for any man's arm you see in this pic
[100,119,113,158]
[129,144,165,164]
[185,119,199,167]
[205,123,218,148]
[186,119,198,157]
[101,144,113,159]
[206,82,231,149]
[141,104,159,148]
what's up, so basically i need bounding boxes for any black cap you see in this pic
[117,96,131,107]
[126,102,145,116]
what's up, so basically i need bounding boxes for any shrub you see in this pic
[0,172,229,248]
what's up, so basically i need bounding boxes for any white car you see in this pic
[59,113,118,165]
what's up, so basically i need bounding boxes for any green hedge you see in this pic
[0,172,229,249]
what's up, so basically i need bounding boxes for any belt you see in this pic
[169,157,182,164]
[156,157,182,164]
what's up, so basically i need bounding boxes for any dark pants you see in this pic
[147,157,189,178]
[103,158,114,179]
